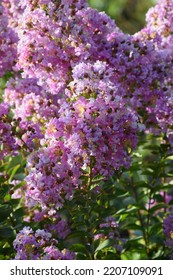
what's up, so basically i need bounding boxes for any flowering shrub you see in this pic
[1,0,173,260]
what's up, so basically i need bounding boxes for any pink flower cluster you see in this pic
[145,0,173,48]
[2,0,145,211]
[0,102,17,159]
[163,212,173,258]
[136,0,173,141]
[13,226,75,260]
[2,0,25,30]
[0,1,17,77]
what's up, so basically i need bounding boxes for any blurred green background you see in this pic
[88,0,157,34]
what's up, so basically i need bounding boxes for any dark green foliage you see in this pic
[0,155,26,259]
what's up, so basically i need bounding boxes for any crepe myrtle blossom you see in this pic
[2,0,25,30]
[134,0,173,53]
[4,0,173,125]
[42,247,75,260]
[6,0,169,131]
[15,0,122,96]
[46,217,71,240]
[4,75,60,116]
[25,140,80,209]
[14,0,169,112]
[153,93,173,146]
[24,91,141,210]
[95,216,126,253]
[57,97,140,175]
[0,1,17,77]
[32,209,71,239]
[163,212,173,258]
[22,55,143,211]
[145,0,173,49]
[13,226,75,260]
[0,103,17,160]
[11,92,59,131]
[134,0,173,144]
[4,77,42,108]
[4,76,59,151]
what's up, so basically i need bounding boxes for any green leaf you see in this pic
[102,252,120,260]
[0,227,14,239]
[8,199,21,207]
[95,239,114,252]
[69,243,88,254]
[116,206,139,215]
[0,186,10,199]
[0,205,11,221]
[13,173,25,181]
[0,176,6,184]
[116,191,130,198]
[153,194,164,203]
[149,203,168,215]
[142,168,154,175]
[143,144,160,151]
[8,164,20,182]
[65,231,87,244]
[76,253,88,260]
[13,208,25,222]
[124,223,143,231]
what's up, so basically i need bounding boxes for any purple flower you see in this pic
[42,247,75,260]
[0,2,17,76]
[0,103,17,159]
[13,226,74,260]
[163,212,173,258]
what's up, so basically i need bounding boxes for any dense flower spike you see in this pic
[163,212,173,258]
[0,103,17,159]
[145,0,173,48]
[4,76,59,124]
[3,0,142,212]
[0,1,17,76]
[25,140,80,209]
[135,0,173,52]
[24,57,141,210]
[25,99,139,208]
[2,0,25,30]
[15,0,122,95]
[13,227,75,260]
[135,0,173,144]
[4,77,42,108]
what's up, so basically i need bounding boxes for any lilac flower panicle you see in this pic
[0,103,17,160]
[42,247,75,260]
[0,1,17,76]
[133,0,173,145]
[13,227,75,260]
[163,212,173,257]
